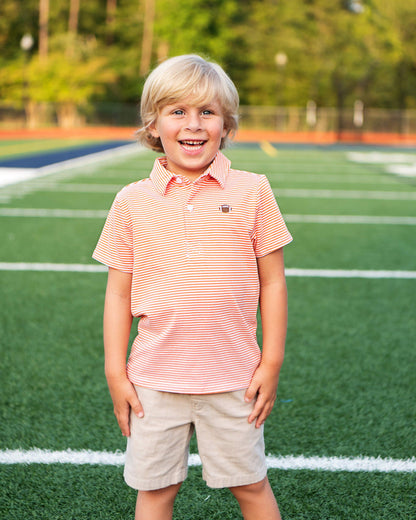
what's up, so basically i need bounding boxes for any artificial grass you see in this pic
[1,190,118,211]
[1,144,415,519]
[2,215,415,271]
[1,273,415,460]
[0,465,414,520]
[0,138,113,159]
[0,217,104,264]
[283,223,416,271]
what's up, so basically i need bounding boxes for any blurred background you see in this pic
[0,0,415,142]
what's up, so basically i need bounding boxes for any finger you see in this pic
[244,381,259,403]
[255,398,276,428]
[247,395,264,424]
[115,404,132,437]
[255,407,269,428]
[130,394,144,419]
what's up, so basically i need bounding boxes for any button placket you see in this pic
[184,184,202,258]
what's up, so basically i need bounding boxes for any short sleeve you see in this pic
[92,194,134,273]
[252,175,293,257]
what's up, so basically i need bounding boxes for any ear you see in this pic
[148,121,159,138]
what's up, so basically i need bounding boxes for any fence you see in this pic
[1,102,416,139]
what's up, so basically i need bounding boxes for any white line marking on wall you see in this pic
[1,263,415,279]
[1,449,415,473]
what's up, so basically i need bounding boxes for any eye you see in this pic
[172,109,185,116]
[201,109,213,116]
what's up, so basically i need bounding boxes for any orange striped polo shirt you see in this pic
[93,151,292,393]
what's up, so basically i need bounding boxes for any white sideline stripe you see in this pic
[0,263,415,279]
[18,175,409,188]
[347,152,416,163]
[387,164,416,177]
[286,268,416,279]
[1,208,416,226]
[0,208,109,218]
[267,173,408,184]
[0,262,107,272]
[285,214,416,225]
[0,449,415,473]
[0,143,141,188]
[24,182,124,193]
[274,188,416,200]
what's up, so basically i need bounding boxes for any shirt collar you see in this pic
[150,151,230,195]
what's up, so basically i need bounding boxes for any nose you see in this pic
[185,110,202,132]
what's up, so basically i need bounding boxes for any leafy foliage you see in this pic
[0,0,415,110]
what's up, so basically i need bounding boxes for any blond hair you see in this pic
[137,54,239,152]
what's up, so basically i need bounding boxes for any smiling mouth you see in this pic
[179,140,206,150]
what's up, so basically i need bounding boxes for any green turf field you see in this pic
[1,143,415,519]
[0,138,107,160]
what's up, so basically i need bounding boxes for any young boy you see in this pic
[93,54,292,520]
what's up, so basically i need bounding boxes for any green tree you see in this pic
[153,0,245,75]
[0,0,415,123]
[371,0,416,109]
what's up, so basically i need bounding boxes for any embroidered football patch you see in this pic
[219,204,232,213]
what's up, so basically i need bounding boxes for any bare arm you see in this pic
[104,267,143,436]
[245,248,288,428]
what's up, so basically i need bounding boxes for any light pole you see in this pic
[348,1,364,14]
[20,33,34,53]
[20,33,34,124]
[275,52,288,131]
[275,52,288,104]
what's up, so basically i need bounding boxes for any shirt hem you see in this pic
[255,236,293,258]
[91,253,133,273]
[128,381,251,395]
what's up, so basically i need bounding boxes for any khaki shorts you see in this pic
[124,387,267,491]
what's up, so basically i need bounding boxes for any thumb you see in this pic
[129,391,144,418]
[244,381,259,403]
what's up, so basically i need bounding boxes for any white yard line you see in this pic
[347,152,416,164]
[285,214,416,225]
[1,208,416,225]
[267,173,403,184]
[0,208,109,218]
[0,262,107,272]
[23,182,124,193]
[0,143,141,188]
[286,268,416,279]
[274,188,416,200]
[1,263,415,279]
[0,449,415,473]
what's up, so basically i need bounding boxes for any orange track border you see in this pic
[1,127,416,146]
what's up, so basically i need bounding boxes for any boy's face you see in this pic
[149,98,227,181]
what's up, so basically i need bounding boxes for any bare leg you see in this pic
[135,482,182,520]
[230,477,281,520]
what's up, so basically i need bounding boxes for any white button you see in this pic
[187,204,194,212]
[176,177,183,184]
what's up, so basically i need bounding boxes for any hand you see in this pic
[107,376,144,437]
[245,363,280,428]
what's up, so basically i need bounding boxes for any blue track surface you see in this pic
[0,140,133,168]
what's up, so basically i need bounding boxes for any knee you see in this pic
[229,477,268,500]
[139,482,182,504]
